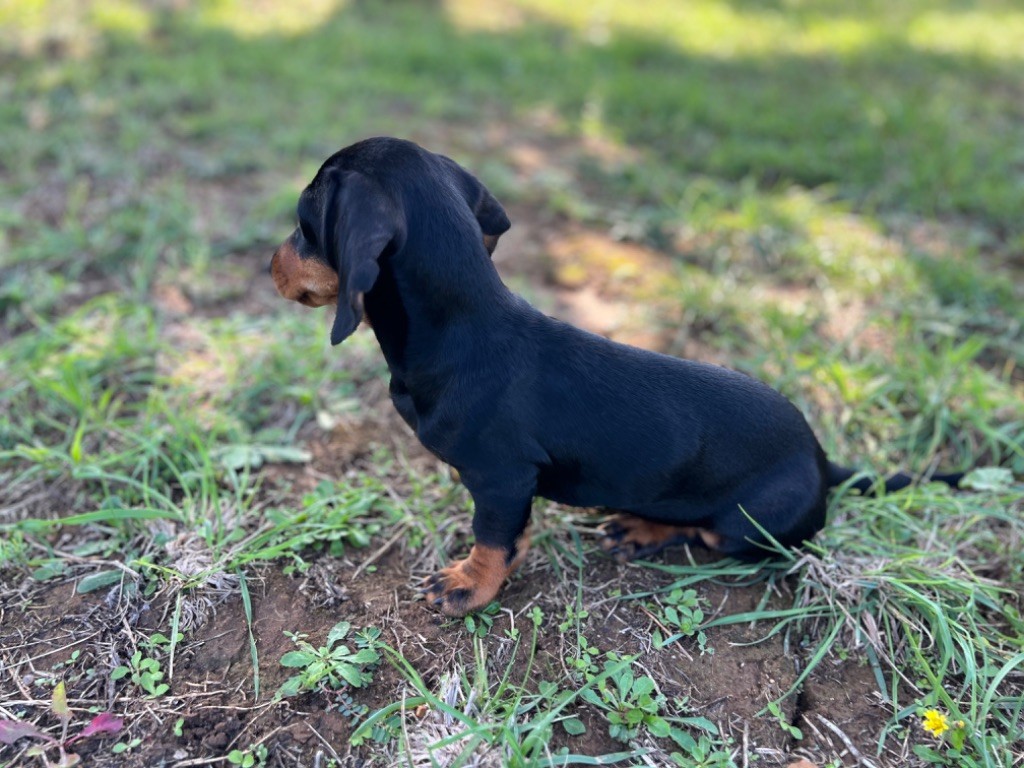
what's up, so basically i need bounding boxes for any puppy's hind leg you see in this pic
[600,513,720,562]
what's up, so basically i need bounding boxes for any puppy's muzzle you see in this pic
[269,239,339,308]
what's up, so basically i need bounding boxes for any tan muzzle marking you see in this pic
[270,239,339,307]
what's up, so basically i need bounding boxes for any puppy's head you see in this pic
[270,139,511,346]
[270,168,401,345]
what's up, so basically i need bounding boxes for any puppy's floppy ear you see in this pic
[323,170,401,345]
[471,184,511,253]
[439,155,511,255]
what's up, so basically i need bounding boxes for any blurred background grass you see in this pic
[2,0,1022,473]
[3,0,1023,223]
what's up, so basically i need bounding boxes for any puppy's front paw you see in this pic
[423,562,497,617]
[421,544,512,617]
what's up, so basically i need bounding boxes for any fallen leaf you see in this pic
[0,719,51,745]
[787,760,819,768]
[66,712,124,746]
[76,570,124,594]
[213,444,312,471]
[961,467,1015,492]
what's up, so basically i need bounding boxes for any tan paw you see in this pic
[421,536,530,617]
[600,514,719,561]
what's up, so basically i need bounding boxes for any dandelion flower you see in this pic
[922,709,949,737]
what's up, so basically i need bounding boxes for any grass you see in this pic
[1,1,1023,766]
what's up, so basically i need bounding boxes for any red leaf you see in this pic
[65,713,124,746]
[0,718,52,745]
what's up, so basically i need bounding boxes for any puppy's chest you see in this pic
[388,377,458,461]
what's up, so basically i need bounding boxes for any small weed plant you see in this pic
[766,700,803,741]
[648,587,712,653]
[355,607,643,764]
[580,654,669,742]
[227,743,269,767]
[276,621,382,699]
[573,647,735,764]
[462,600,502,638]
[111,651,169,699]
[109,634,178,700]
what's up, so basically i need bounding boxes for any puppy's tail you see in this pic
[826,461,964,496]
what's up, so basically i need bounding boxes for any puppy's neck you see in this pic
[363,240,510,381]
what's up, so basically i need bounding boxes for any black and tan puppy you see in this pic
[270,137,962,616]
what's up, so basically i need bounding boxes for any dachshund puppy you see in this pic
[270,137,962,616]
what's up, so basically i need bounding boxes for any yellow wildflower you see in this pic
[922,709,950,737]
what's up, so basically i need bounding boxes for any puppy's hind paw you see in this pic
[599,514,703,562]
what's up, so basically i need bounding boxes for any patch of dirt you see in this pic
[797,659,891,766]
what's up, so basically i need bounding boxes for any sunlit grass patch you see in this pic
[0,297,158,458]
[5,0,1024,235]
[908,9,1024,60]
[197,0,346,38]
[513,0,1024,64]
[0,297,358,480]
